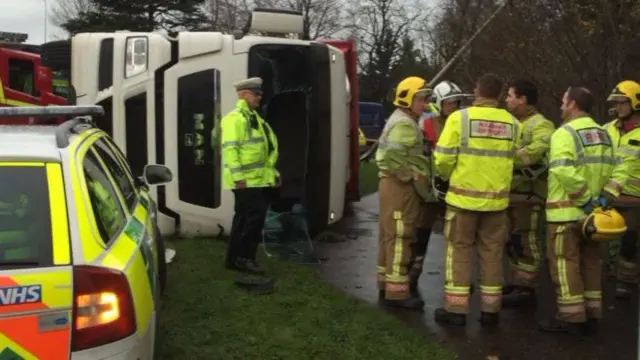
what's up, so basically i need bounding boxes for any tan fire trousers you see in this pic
[615,208,640,283]
[377,177,421,300]
[508,205,544,288]
[443,206,508,314]
[547,223,604,323]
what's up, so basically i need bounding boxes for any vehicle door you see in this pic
[90,136,159,303]
[0,161,73,359]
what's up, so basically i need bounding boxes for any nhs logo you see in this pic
[0,285,42,306]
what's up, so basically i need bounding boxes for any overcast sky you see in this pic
[0,0,65,44]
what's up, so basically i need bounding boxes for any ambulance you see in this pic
[57,9,361,236]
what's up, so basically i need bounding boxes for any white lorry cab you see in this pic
[62,9,361,237]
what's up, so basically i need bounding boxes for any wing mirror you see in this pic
[141,164,173,186]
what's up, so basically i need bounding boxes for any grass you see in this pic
[359,160,379,197]
[157,238,454,360]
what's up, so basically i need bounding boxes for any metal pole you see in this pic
[43,0,48,42]
[428,0,509,87]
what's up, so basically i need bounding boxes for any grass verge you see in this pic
[359,160,379,197]
[157,238,454,360]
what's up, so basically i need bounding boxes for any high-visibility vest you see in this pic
[434,106,521,211]
[220,99,279,189]
[603,119,640,198]
[546,117,615,222]
[512,112,555,197]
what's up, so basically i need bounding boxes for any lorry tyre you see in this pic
[40,40,71,71]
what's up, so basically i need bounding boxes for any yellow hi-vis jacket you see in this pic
[603,119,640,198]
[375,109,431,197]
[434,99,521,211]
[546,116,615,222]
[512,111,555,198]
[220,99,279,189]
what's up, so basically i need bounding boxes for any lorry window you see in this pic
[93,138,137,212]
[0,165,53,269]
[124,93,147,178]
[83,150,126,244]
[98,38,114,91]
[8,59,35,96]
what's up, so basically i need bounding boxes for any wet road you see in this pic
[315,194,638,360]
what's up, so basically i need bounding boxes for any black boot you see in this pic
[378,289,385,300]
[234,258,265,274]
[502,284,517,295]
[409,278,424,301]
[479,311,499,326]
[501,287,535,307]
[384,297,424,310]
[434,307,466,325]
[538,317,586,334]
[615,281,636,299]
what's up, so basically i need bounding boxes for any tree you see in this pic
[57,0,209,35]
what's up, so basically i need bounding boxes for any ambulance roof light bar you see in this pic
[0,105,104,118]
[0,31,28,43]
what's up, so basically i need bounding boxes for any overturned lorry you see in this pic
[57,9,360,236]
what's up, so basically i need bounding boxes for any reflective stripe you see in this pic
[546,200,573,209]
[448,185,509,199]
[222,138,263,148]
[619,146,640,157]
[459,109,519,158]
[549,155,616,168]
[434,145,457,154]
[47,163,71,265]
[562,124,614,164]
[229,162,265,174]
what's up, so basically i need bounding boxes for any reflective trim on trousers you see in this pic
[448,186,509,199]
[385,211,409,283]
[554,225,585,305]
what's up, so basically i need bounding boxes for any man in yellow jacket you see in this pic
[376,76,432,310]
[220,77,279,274]
[600,80,640,299]
[502,79,555,306]
[433,73,521,326]
[539,87,614,334]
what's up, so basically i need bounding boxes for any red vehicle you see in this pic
[0,45,67,124]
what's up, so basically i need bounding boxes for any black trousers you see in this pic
[225,187,273,266]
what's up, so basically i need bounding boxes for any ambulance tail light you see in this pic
[71,265,136,351]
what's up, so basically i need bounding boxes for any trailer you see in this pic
[54,9,360,236]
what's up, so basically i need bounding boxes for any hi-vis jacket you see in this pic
[434,99,521,211]
[603,119,640,198]
[512,111,555,198]
[546,116,615,222]
[220,99,279,189]
[375,109,431,197]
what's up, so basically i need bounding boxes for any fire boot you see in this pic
[501,286,535,307]
[479,312,499,327]
[434,308,466,326]
[538,318,588,335]
[615,281,636,299]
[385,297,424,310]
[409,278,423,301]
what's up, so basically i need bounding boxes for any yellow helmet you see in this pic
[581,207,627,242]
[607,80,640,111]
[393,77,432,108]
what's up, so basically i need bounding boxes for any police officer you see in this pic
[410,81,467,301]
[502,79,555,306]
[600,80,640,299]
[220,77,279,274]
[376,76,431,310]
[539,87,614,334]
[433,73,520,326]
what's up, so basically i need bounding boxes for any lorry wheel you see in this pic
[40,40,71,71]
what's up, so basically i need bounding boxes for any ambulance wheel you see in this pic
[155,225,168,296]
[40,40,71,71]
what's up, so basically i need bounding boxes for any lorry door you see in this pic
[0,162,73,359]
[319,40,360,201]
[0,49,41,124]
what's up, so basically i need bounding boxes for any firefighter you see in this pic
[539,86,616,334]
[376,76,432,310]
[220,77,279,274]
[502,79,555,306]
[410,81,468,301]
[600,80,640,299]
[433,73,521,326]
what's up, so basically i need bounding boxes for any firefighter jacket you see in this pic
[512,111,555,198]
[546,116,615,222]
[376,109,432,200]
[434,98,521,211]
[603,119,640,198]
[220,99,279,189]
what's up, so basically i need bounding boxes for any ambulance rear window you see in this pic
[0,166,53,270]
